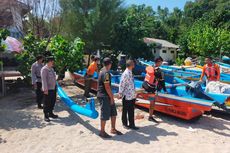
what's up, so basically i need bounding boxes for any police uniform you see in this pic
[41,64,57,119]
[31,61,44,108]
[97,67,117,121]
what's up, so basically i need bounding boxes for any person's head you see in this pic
[36,55,44,63]
[155,57,163,67]
[91,55,95,61]
[205,57,213,65]
[126,60,135,70]
[94,56,100,63]
[46,56,55,67]
[103,57,112,70]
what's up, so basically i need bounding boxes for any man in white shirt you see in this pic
[119,60,139,130]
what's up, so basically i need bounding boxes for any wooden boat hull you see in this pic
[71,72,98,92]
[136,93,212,120]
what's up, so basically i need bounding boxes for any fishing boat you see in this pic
[71,69,119,93]
[57,83,99,119]
[112,75,215,120]
[72,69,229,120]
[136,59,230,84]
[71,69,98,92]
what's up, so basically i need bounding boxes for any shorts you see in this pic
[142,81,156,93]
[98,96,117,121]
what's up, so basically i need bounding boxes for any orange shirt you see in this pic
[200,64,220,81]
[87,61,98,76]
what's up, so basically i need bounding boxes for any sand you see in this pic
[0,80,230,153]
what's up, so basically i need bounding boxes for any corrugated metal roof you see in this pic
[144,37,179,48]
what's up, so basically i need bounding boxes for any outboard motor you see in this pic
[186,81,212,100]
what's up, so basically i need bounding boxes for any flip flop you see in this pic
[148,117,159,123]
[99,132,112,138]
[111,130,123,135]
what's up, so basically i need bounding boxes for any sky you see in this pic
[125,0,194,11]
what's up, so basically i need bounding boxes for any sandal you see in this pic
[111,129,123,135]
[99,132,112,138]
[148,116,159,123]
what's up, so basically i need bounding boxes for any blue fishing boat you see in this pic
[136,59,230,84]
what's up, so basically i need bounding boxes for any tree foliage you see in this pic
[0,29,10,67]
[60,0,123,52]
[16,33,84,82]
[112,5,155,59]
[186,22,230,57]
[48,35,84,74]
[15,33,47,81]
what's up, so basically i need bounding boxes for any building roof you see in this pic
[143,37,179,49]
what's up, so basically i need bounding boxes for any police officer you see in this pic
[31,55,44,109]
[97,57,122,138]
[41,56,58,122]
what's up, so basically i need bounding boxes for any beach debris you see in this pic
[135,113,145,120]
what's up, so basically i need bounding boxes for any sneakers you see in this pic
[148,116,159,123]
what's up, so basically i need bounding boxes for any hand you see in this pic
[44,90,48,95]
[118,94,122,99]
[110,98,115,105]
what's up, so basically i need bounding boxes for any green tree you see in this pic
[48,35,84,76]
[15,33,47,82]
[60,0,123,52]
[186,22,230,57]
[112,4,155,59]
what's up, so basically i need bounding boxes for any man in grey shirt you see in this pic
[41,56,58,122]
[31,55,44,109]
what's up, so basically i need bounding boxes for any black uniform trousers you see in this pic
[36,82,43,106]
[43,89,56,116]
[122,97,136,127]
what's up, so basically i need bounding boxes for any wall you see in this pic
[152,47,177,61]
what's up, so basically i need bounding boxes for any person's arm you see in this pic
[104,73,114,104]
[119,73,128,97]
[31,64,37,85]
[41,69,48,95]
[200,66,205,81]
[216,65,220,81]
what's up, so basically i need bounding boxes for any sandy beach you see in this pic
[0,79,230,153]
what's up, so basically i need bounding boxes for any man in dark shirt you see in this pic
[97,57,123,138]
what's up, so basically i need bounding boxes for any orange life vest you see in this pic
[204,64,219,81]
[144,66,155,85]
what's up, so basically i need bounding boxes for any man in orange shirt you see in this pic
[200,57,220,84]
[84,56,99,97]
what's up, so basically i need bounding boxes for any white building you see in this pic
[144,37,179,62]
